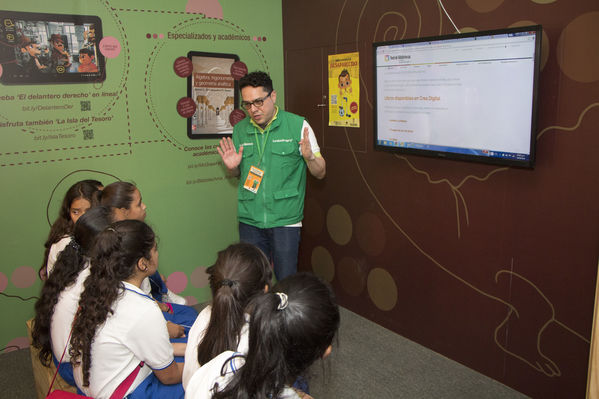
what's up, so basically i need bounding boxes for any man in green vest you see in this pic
[217,71,326,280]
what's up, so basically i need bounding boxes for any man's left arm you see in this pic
[299,123,326,180]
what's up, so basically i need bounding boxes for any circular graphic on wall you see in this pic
[229,109,246,126]
[230,61,248,80]
[99,36,122,58]
[174,56,193,78]
[177,97,197,118]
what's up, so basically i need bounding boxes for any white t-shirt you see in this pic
[300,120,321,156]
[184,351,300,399]
[46,236,72,276]
[50,263,90,362]
[74,281,175,399]
[182,305,250,390]
[287,120,321,228]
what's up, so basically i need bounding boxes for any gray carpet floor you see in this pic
[308,307,529,398]
[0,307,528,399]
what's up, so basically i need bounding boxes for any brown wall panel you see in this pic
[284,0,599,397]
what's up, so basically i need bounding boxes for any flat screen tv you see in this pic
[373,25,542,168]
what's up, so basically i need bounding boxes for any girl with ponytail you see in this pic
[185,272,340,399]
[32,206,112,387]
[182,243,271,389]
[99,181,197,341]
[69,220,184,399]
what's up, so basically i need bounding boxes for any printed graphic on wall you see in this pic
[0,10,106,84]
[186,51,239,138]
[328,51,359,127]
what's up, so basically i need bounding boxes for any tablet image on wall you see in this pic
[0,10,105,85]
[373,25,542,168]
[187,51,239,139]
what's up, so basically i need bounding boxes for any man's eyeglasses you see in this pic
[241,92,272,110]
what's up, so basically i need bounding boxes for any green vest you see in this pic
[232,109,306,228]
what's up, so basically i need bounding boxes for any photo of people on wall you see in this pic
[0,11,105,84]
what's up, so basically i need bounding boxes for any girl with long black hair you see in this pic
[185,272,340,399]
[32,206,112,387]
[98,181,197,341]
[70,220,184,399]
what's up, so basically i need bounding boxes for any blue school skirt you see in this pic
[126,373,184,399]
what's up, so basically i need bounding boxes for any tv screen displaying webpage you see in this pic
[373,25,542,168]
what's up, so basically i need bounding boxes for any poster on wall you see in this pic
[328,51,359,127]
[0,10,106,84]
[187,51,239,139]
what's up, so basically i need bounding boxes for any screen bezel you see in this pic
[0,10,105,85]
[186,51,239,140]
[372,25,542,168]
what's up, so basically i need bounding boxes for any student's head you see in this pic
[197,243,272,365]
[208,242,272,298]
[70,219,156,387]
[40,180,103,280]
[338,69,351,89]
[73,206,113,255]
[99,181,146,221]
[239,71,276,127]
[61,179,103,224]
[32,206,112,366]
[78,48,94,64]
[214,272,340,399]
[92,219,156,280]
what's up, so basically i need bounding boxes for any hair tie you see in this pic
[69,240,81,251]
[275,292,288,311]
[106,227,116,232]
[220,279,234,288]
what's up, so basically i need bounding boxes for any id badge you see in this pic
[243,165,264,194]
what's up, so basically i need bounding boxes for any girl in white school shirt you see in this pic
[32,206,112,389]
[182,243,272,389]
[185,273,340,399]
[69,220,184,399]
[99,181,197,341]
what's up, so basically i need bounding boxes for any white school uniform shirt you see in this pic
[50,263,91,362]
[46,236,72,276]
[182,305,250,390]
[184,351,300,399]
[73,281,174,399]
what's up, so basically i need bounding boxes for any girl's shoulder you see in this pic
[185,351,242,399]
[52,235,73,248]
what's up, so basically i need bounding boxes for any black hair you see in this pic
[239,71,273,93]
[69,219,155,386]
[32,206,112,366]
[213,272,340,399]
[98,181,136,213]
[40,180,103,280]
[197,243,272,365]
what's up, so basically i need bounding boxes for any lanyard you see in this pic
[253,125,271,167]
[124,286,154,301]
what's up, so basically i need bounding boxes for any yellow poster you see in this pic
[328,52,360,127]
